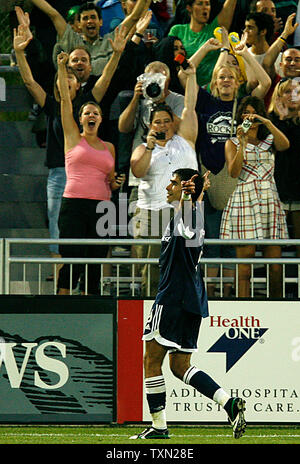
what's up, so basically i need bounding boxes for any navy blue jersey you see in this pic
[154,202,209,317]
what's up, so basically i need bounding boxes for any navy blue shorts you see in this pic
[143,302,202,352]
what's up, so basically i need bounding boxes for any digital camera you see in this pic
[156,132,166,140]
[241,119,252,133]
[137,72,166,102]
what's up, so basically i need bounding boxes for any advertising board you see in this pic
[143,300,300,423]
[0,296,116,423]
[117,300,300,424]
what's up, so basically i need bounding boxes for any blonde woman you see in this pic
[194,39,271,297]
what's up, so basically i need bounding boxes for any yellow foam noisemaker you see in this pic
[213,27,223,43]
[228,32,247,84]
[213,28,247,84]
[228,31,240,47]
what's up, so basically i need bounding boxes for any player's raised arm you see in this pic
[179,171,211,209]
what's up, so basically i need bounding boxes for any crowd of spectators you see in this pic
[5,0,300,297]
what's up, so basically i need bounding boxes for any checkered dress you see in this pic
[220,135,289,239]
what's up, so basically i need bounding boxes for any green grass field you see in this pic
[0,425,299,445]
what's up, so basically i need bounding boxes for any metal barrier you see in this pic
[3,238,300,298]
[0,239,3,295]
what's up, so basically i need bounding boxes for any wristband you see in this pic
[279,36,287,44]
[220,47,230,53]
[145,146,153,151]
[135,32,144,38]
[182,193,191,201]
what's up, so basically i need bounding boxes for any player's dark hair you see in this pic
[173,168,203,202]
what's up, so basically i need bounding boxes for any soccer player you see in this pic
[130,168,246,440]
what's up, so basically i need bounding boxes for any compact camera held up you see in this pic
[155,132,166,140]
[241,119,252,133]
[137,72,166,102]
[241,117,261,133]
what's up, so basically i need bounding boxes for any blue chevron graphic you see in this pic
[207,328,268,372]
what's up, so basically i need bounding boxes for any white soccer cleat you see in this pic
[227,397,246,439]
[129,427,170,439]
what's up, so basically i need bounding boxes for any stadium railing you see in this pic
[0,239,3,294]
[2,238,300,298]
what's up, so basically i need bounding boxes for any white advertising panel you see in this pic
[143,300,300,423]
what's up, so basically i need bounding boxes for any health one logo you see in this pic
[0,78,6,102]
[207,316,268,372]
[0,341,69,389]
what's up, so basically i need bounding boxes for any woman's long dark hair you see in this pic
[151,36,186,95]
[236,95,270,141]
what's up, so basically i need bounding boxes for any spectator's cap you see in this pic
[66,5,81,23]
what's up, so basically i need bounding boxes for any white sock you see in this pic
[152,409,167,430]
[213,388,231,408]
[145,375,167,430]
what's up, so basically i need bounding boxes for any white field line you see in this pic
[1,432,300,439]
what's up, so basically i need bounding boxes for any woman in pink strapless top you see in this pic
[56,52,125,295]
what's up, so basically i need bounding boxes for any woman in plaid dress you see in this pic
[220,96,290,297]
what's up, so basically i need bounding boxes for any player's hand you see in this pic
[181,173,198,196]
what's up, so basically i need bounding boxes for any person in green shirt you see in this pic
[168,0,238,86]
